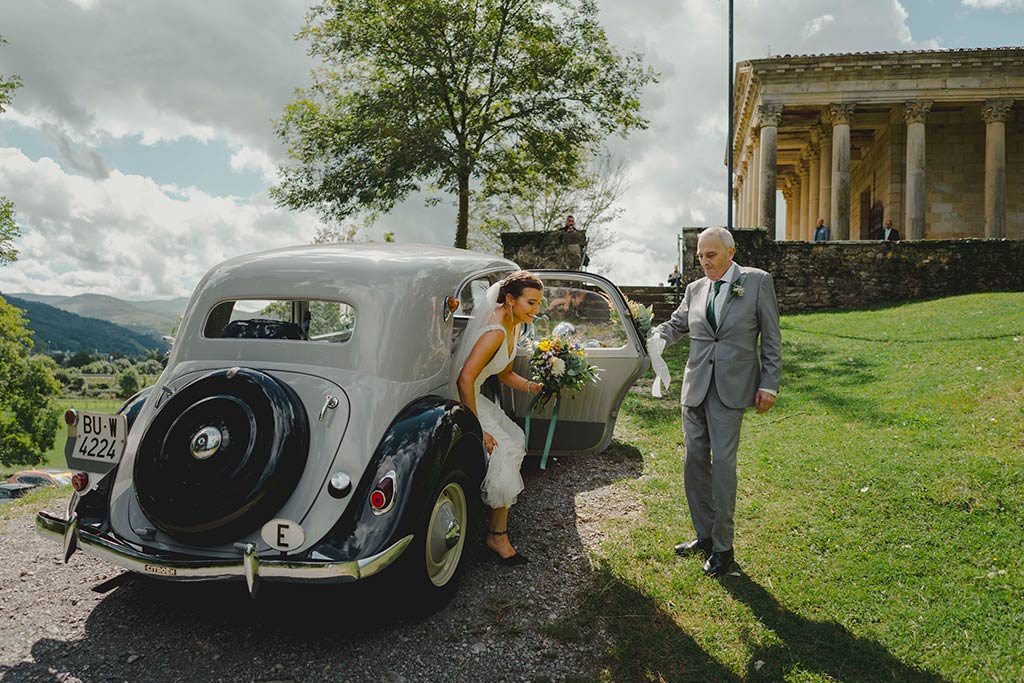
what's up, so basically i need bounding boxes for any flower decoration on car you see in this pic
[608,297,654,339]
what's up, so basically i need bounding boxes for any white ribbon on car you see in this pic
[646,336,671,398]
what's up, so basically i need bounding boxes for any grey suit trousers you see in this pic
[682,375,745,552]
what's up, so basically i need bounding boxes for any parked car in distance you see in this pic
[0,482,38,503]
[35,243,649,609]
[7,470,70,488]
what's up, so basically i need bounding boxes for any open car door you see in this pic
[501,270,650,457]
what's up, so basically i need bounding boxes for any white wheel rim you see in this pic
[425,481,467,587]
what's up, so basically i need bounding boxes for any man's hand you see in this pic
[754,390,776,414]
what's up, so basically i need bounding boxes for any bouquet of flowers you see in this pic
[529,335,601,408]
[609,298,654,339]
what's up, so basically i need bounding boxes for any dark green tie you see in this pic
[707,280,723,331]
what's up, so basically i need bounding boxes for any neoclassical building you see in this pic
[731,47,1023,241]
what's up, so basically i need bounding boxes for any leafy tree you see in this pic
[470,148,627,253]
[1,37,23,266]
[117,369,141,399]
[0,297,61,467]
[66,350,96,368]
[274,0,653,249]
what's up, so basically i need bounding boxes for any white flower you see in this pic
[731,282,745,298]
[549,357,566,376]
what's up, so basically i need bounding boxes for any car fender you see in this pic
[309,396,486,562]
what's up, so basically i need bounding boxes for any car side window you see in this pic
[452,274,508,348]
[203,299,356,343]
[535,278,627,349]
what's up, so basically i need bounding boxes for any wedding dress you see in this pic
[469,322,527,509]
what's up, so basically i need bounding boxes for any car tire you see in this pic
[398,459,478,611]
[134,368,309,546]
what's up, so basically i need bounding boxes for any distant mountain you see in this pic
[9,292,186,337]
[2,295,169,356]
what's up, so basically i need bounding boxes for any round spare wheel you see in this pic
[134,368,309,546]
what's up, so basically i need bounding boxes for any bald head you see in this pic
[696,227,736,281]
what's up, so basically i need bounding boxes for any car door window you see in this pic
[534,278,627,349]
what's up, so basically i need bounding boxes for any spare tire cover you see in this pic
[134,368,309,546]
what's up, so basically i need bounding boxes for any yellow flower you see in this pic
[538,339,552,352]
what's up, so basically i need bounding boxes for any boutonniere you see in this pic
[730,280,745,298]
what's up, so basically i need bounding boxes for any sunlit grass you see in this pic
[563,292,1024,682]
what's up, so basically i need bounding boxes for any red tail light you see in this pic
[71,472,89,492]
[64,409,78,426]
[369,472,396,514]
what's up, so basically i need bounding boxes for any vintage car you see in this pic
[36,243,648,604]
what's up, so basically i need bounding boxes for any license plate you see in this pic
[70,412,128,464]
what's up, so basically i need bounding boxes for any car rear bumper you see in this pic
[36,510,412,595]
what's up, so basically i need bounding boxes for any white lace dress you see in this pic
[471,323,527,509]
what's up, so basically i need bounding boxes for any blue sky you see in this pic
[0,0,1021,298]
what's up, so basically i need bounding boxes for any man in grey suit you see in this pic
[649,227,782,577]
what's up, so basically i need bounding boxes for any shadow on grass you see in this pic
[721,572,948,682]
[779,335,905,428]
[576,561,742,683]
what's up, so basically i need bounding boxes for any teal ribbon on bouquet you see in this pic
[524,391,562,470]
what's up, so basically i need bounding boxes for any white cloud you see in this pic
[961,0,1024,8]
[802,14,835,40]
[0,148,319,298]
[230,146,279,184]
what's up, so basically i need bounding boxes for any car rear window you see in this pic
[203,299,356,344]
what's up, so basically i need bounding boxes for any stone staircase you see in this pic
[618,286,683,323]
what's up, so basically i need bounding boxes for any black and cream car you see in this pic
[37,243,648,604]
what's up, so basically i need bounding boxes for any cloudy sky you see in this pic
[1,0,1021,298]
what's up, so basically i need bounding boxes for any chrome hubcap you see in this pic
[190,426,226,460]
[425,482,467,587]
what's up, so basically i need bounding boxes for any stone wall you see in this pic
[927,107,987,238]
[501,230,588,270]
[680,227,1024,313]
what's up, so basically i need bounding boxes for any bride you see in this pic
[454,271,544,565]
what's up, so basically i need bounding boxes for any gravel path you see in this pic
[0,449,643,683]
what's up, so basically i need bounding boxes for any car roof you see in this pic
[194,243,516,301]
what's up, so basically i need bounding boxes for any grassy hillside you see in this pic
[562,292,1024,682]
[2,295,168,355]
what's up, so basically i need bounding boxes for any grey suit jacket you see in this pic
[652,265,782,410]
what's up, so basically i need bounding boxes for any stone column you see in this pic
[750,130,761,228]
[807,143,821,238]
[741,174,749,229]
[732,186,740,227]
[798,159,810,241]
[782,182,794,241]
[983,99,1014,239]
[816,123,832,232]
[904,100,932,240]
[829,103,855,240]
[758,104,783,236]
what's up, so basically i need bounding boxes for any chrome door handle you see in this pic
[319,395,340,421]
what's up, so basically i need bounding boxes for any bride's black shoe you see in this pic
[488,529,529,566]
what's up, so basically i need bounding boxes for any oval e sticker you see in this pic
[260,519,305,551]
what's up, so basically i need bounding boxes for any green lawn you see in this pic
[570,292,1024,682]
[0,398,122,479]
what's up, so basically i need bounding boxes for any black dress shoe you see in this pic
[674,538,713,558]
[702,549,734,577]
[490,548,529,566]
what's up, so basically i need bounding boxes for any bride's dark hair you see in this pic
[498,271,543,303]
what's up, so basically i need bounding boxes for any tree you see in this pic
[117,369,141,399]
[274,0,654,249]
[0,297,61,467]
[1,37,23,266]
[470,148,628,253]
